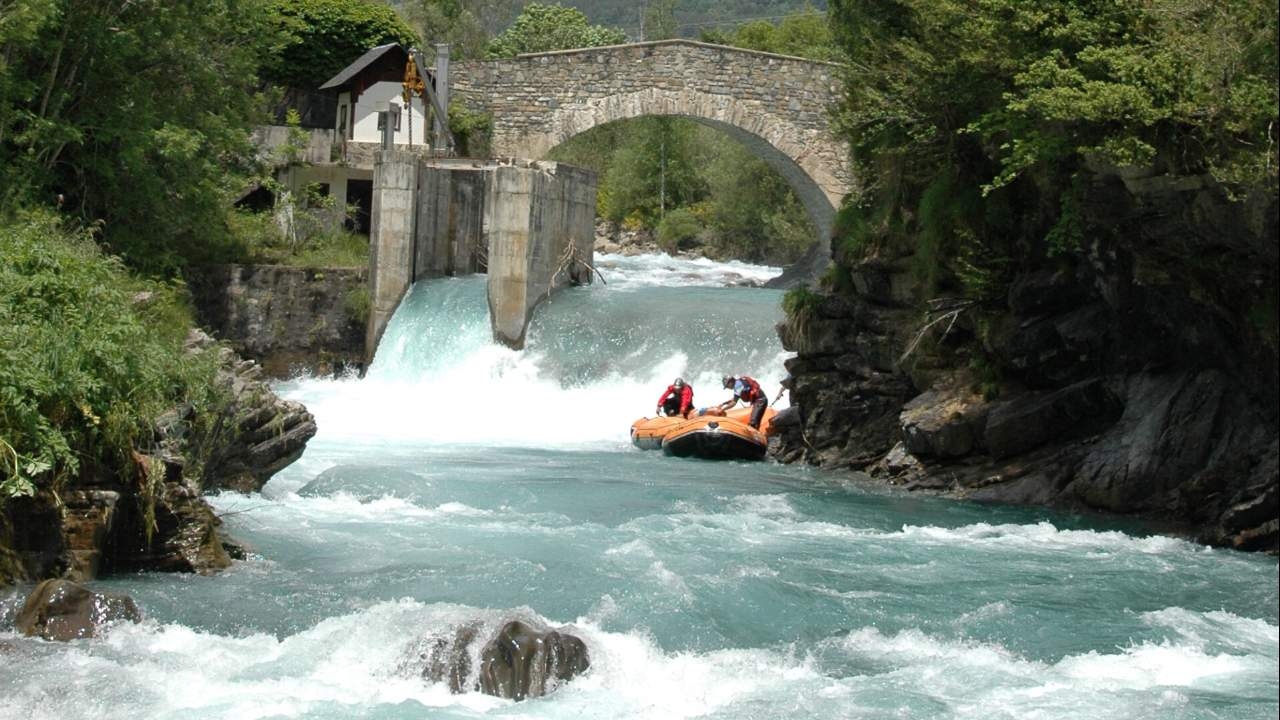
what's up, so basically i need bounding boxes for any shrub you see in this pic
[656,208,704,254]
[344,285,371,325]
[781,286,823,351]
[0,214,219,504]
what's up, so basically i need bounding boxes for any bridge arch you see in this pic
[452,40,854,276]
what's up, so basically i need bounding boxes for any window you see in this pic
[377,106,402,132]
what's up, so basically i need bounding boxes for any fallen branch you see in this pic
[546,244,607,300]
[897,299,978,366]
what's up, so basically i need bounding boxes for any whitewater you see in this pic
[1,253,1276,719]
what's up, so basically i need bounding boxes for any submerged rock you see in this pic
[15,579,141,641]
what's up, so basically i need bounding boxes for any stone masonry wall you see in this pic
[452,40,854,263]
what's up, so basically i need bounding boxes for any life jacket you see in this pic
[659,384,694,413]
[734,376,763,402]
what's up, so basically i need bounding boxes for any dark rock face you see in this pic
[188,264,367,378]
[771,267,919,469]
[15,579,141,641]
[186,331,317,494]
[0,334,314,585]
[412,619,590,701]
[478,620,591,701]
[774,170,1278,553]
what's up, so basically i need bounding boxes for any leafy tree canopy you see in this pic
[400,0,519,60]
[1,0,281,275]
[643,0,678,41]
[832,0,1278,194]
[701,5,839,61]
[823,0,1278,299]
[263,0,419,89]
[487,3,626,57]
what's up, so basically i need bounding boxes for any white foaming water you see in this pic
[276,254,791,452]
[593,252,784,289]
[829,624,1279,719]
[895,520,1196,554]
[6,604,1272,720]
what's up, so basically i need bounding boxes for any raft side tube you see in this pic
[661,416,768,461]
[630,415,686,450]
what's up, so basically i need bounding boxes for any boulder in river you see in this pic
[478,620,591,701]
[14,579,141,641]
[414,618,590,701]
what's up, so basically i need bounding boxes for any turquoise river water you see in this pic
[2,253,1277,719]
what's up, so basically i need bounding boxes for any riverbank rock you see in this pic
[184,330,317,493]
[772,168,1279,553]
[594,219,658,256]
[900,386,989,458]
[0,334,314,585]
[14,579,141,641]
[412,619,590,701]
[187,264,367,379]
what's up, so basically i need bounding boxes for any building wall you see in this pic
[348,81,429,146]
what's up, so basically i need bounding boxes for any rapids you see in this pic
[1,253,1276,720]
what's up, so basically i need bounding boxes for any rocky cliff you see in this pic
[773,169,1278,553]
[188,264,367,378]
[0,332,315,585]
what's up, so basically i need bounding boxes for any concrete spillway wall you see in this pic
[366,150,596,358]
[487,163,596,348]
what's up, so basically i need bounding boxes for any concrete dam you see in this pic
[366,151,596,355]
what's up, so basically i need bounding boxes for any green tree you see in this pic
[399,0,518,60]
[703,129,812,263]
[0,0,282,274]
[642,0,678,41]
[720,5,839,61]
[487,3,626,57]
[827,0,1278,294]
[600,117,706,226]
[263,0,419,89]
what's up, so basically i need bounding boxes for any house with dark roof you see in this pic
[243,44,446,237]
[320,43,430,147]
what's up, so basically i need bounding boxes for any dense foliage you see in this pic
[559,0,829,38]
[263,0,419,88]
[700,6,840,61]
[827,0,1278,295]
[551,117,813,264]
[399,0,519,59]
[487,3,626,57]
[0,0,280,275]
[0,215,219,502]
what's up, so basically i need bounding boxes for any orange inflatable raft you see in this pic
[630,407,777,461]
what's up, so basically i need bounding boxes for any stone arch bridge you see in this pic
[452,40,853,270]
[362,41,854,359]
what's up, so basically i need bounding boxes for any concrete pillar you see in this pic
[486,162,596,349]
[486,165,536,349]
[365,149,418,360]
